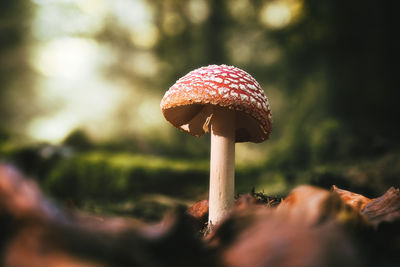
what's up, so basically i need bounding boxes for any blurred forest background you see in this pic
[1,0,399,221]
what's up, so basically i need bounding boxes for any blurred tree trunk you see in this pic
[0,0,35,136]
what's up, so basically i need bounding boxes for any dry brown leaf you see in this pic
[276,185,368,228]
[361,187,400,226]
[331,185,374,211]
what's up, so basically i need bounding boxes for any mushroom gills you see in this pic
[163,104,265,142]
[235,112,266,143]
[163,104,213,136]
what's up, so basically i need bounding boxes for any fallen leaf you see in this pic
[331,185,374,211]
[362,187,400,226]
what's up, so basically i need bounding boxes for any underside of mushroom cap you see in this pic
[161,65,273,143]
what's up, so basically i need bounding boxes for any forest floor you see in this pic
[1,163,399,267]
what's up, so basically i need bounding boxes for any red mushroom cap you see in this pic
[161,65,272,142]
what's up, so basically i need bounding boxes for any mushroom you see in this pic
[161,65,272,226]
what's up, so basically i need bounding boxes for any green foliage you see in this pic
[44,152,210,204]
[62,130,93,151]
[310,119,346,163]
[43,151,292,208]
[0,128,10,146]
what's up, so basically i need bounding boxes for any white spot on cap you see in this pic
[240,94,249,101]
[239,84,246,90]
[262,103,268,111]
[229,83,239,89]
[224,80,230,84]
[243,76,252,81]
[248,84,257,90]
[231,91,239,98]
[229,73,239,78]
[214,77,223,83]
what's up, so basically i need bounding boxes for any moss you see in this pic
[44,152,210,205]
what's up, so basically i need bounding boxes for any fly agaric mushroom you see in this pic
[161,65,272,226]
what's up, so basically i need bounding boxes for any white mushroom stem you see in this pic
[208,107,236,226]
